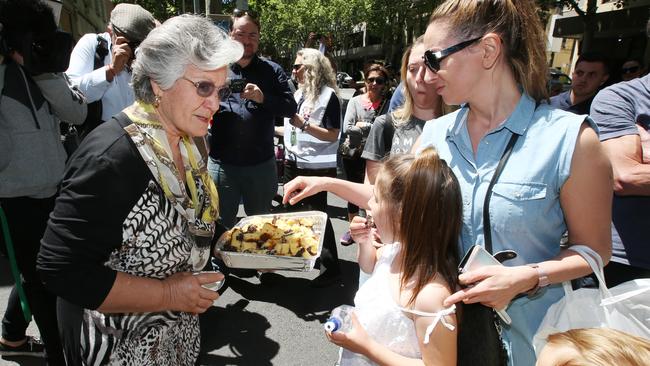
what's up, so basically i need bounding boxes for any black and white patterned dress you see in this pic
[39,109,218,366]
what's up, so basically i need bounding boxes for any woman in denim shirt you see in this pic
[282,1,612,364]
[418,0,612,364]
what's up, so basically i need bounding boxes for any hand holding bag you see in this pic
[533,245,650,356]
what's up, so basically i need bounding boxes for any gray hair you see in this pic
[132,14,243,104]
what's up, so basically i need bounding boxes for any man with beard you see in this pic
[208,9,296,228]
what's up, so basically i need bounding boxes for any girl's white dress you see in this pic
[340,243,456,365]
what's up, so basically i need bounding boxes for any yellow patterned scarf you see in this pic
[123,101,219,244]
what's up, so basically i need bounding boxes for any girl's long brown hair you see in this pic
[375,148,462,306]
[429,0,549,102]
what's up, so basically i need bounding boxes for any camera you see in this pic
[229,79,247,94]
[22,30,74,74]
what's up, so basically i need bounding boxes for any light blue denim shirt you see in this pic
[419,93,596,365]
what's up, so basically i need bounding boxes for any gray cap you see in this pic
[110,3,155,43]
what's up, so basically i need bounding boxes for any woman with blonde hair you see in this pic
[537,328,650,366]
[362,36,444,184]
[278,47,342,286]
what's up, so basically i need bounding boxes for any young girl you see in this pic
[326,148,461,366]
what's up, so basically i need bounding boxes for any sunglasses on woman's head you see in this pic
[292,64,303,71]
[621,66,640,74]
[366,77,386,85]
[423,36,483,72]
[233,8,259,19]
[181,77,231,99]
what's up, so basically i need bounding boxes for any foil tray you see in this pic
[215,211,327,272]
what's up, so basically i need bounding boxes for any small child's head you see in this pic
[537,328,650,366]
[372,147,462,304]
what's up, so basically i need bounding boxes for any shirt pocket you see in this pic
[489,182,548,234]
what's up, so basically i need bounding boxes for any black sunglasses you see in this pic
[292,64,303,71]
[366,77,386,85]
[621,66,640,74]
[423,36,483,72]
[182,77,231,99]
[233,8,259,19]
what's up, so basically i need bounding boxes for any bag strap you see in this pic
[567,244,612,299]
[383,113,396,152]
[482,132,519,253]
[94,35,109,71]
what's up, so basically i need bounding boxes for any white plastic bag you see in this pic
[533,245,650,356]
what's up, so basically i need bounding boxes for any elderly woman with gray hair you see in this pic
[37,15,242,365]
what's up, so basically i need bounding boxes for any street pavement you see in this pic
[0,191,360,366]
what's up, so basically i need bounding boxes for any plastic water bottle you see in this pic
[324,305,354,333]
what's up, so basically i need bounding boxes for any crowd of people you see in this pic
[0,0,649,365]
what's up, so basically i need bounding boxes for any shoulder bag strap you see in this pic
[482,132,519,254]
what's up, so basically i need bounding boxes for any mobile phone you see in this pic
[458,245,502,274]
[229,79,248,93]
[458,245,512,325]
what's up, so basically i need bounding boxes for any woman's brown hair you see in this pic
[375,148,462,306]
[428,0,549,102]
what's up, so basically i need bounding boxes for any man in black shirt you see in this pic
[208,10,296,227]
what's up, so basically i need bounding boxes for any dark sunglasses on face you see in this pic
[233,8,259,19]
[423,36,483,72]
[621,66,640,74]
[292,64,303,71]
[366,77,386,85]
[182,77,231,99]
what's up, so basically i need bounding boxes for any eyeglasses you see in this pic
[292,64,303,71]
[621,66,640,74]
[366,77,386,85]
[423,36,483,73]
[233,8,259,19]
[181,77,231,99]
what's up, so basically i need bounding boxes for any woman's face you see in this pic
[423,22,481,106]
[406,43,439,110]
[365,70,386,96]
[292,54,306,84]
[367,177,396,243]
[155,64,227,138]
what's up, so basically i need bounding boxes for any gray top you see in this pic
[590,74,650,269]
[343,95,384,133]
[362,113,426,161]
[0,62,86,198]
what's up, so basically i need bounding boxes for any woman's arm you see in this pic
[283,176,372,208]
[365,160,381,185]
[444,123,613,310]
[97,271,221,314]
[290,113,339,142]
[343,97,358,133]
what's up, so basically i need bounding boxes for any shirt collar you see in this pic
[447,93,536,141]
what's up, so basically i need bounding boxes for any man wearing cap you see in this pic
[66,3,155,134]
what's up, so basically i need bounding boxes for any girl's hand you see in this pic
[443,265,538,310]
[349,216,372,244]
[325,312,372,355]
[282,176,327,205]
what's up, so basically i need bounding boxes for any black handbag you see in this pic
[61,123,81,158]
[457,132,519,366]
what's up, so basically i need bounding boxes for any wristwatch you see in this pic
[526,263,550,297]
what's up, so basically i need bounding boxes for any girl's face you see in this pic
[367,174,396,243]
[406,43,439,110]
